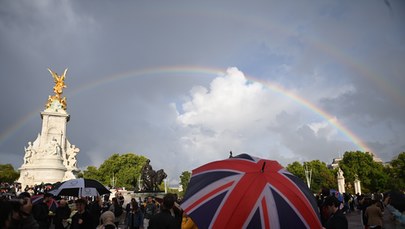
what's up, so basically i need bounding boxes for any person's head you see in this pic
[99,210,115,226]
[111,197,118,205]
[162,193,175,210]
[43,193,53,203]
[0,200,19,228]
[147,196,153,203]
[324,196,340,214]
[131,199,139,211]
[59,198,67,207]
[75,198,87,213]
[17,192,31,199]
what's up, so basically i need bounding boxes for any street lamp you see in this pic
[304,163,312,189]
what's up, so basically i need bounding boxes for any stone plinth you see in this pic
[19,156,67,185]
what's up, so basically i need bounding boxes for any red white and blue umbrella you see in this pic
[31,194,58,212]
[180,154,322,229]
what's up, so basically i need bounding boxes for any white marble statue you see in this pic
[23,142,36,164]
[66,145,79,168]
[45,138,61,157]
[337,168,346,193]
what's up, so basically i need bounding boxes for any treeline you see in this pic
[285,151,405,193]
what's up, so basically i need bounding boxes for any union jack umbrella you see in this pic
[31,194,59,212]
[180,154,322,229]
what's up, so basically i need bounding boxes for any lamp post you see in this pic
[304,163,312,189]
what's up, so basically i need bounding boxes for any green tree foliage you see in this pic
[305,160,336,192]
[286,162,305,181]
[286,160,336,193]
[82,153,147,189]
[179,171,191,196]
[339,151,388,193]
[386,152,405,191]
[0,164,19,183]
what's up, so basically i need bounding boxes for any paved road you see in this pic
[346,210,405,229]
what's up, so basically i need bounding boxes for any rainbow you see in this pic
[0,66,372,154]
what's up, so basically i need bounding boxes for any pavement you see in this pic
[346,210,405,229]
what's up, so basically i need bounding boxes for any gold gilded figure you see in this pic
[45,68,68,110]
[48,68,67,95]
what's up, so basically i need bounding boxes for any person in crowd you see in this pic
[97,210,116,229]
[102,195,111,213]
[32,192,52,229]
[143,196,157,229]
[324,195,348,229]
[0,196,39,229]
[365,199,383,229]
[359,197,372,228]
[71,198,94,229]
[172,194,183,226]
[319,188,330,227]
[108,197,123,227]
[89,196,103,227]
[148,193,180,229]
[17,192,39,229]
[53,198,71,229]
[125,198,143,229]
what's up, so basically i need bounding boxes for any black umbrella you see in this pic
[49,178,110,197]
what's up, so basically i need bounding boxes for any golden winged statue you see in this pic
[48,68,67,96]
[45,68,68,110]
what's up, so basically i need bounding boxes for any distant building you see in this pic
[328,152,383,169]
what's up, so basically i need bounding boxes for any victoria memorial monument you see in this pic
[18,68,80,188]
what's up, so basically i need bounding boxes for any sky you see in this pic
[0,0,404,186]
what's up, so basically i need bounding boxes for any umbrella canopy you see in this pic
[180,154,322,229]
[31,194,58,212]
[48,178,110,197]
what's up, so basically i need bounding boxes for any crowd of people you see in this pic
[317,188,405,229]
[0,190,198,229]
[2,182,404,229]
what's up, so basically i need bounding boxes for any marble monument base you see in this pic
[18,156,67,188]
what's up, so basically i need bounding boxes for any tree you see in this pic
[82,166,99,180]
[0,164,19,183]
[82,153,148,189]
[339,151,388,193]
[286,161,305,181]
[386,152,405,191]
[179,171,191,196]
[287,160,336,193]
[304,160,336,193]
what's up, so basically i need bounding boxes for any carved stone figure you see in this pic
[337,168,344,178]
[23,142,35,164]
[66,145,79,168]
[141,160,167,191]
[45,138,61,157]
